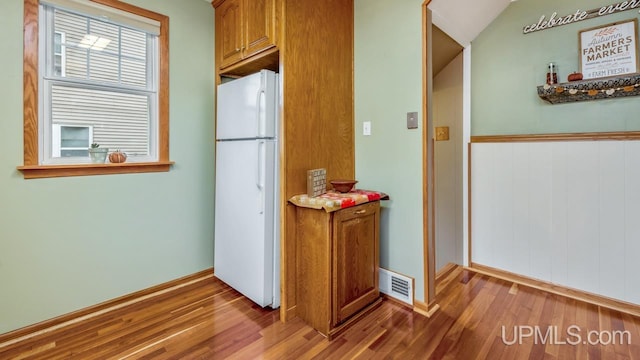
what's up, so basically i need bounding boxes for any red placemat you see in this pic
[289,189,389,212]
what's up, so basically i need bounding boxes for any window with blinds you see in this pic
[39,3,158,164]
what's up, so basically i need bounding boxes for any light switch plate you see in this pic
[407,112,418,129]
[363,121,371,136]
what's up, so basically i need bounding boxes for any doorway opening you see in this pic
[422,3,466,309]
[432,25,463,276]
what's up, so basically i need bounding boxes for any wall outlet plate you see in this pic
[407,112,418,129]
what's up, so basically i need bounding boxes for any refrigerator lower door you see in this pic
[214,139,277,308]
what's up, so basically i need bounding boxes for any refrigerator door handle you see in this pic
[256,85,266,138]
[257,141,265,214]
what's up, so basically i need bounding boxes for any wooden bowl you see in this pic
[330,179,358,193]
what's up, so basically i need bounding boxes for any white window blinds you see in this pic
[40,0,160,35]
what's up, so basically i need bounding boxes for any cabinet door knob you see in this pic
[355,209,366,214]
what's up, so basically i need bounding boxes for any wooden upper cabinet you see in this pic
[214,0,277,71]
[216,0,243,69]
[244,0,276,59]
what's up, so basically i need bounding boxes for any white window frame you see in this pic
[38,3,159,165]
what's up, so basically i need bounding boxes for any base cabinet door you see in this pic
[333,201,380,325]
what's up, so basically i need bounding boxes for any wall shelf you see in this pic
[537,73,640,104]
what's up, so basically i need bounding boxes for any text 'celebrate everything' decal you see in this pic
[523,0,640,34]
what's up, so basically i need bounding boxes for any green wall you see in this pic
[472,0,640,135]
[0,0,215,334]
[354,0,425,302]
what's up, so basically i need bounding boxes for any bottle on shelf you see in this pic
[546,62,558,85]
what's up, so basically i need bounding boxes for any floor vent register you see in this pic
[379,268,413,306]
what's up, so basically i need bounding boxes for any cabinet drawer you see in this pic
[333,201,379,223]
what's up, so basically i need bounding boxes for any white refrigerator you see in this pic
[214,70,280,308]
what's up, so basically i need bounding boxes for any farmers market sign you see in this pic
[579,19,639,79]
[523,0,640,34]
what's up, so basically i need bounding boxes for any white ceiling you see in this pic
[429,0,512,47]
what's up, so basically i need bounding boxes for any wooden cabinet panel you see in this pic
[295,206,331,334]
[280,0,355,323]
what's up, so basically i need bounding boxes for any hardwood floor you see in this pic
[2,267,640,359]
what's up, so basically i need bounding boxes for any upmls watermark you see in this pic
[501,325,632,346]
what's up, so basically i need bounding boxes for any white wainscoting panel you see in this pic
[625,142,640,304]
[527,143,552,282]
[550,143,568,286]
[599,142,625,301]
[566,142,599,295]
[471,140,640,305]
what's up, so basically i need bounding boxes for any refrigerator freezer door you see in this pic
[214,139,277,307]
[216,70,278,140]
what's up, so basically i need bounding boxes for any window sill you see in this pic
[17,161,174,179]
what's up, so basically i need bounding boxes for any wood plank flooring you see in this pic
[2,266,640,359]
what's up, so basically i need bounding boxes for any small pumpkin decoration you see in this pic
[567,72,583,82]
[108,150,127,163]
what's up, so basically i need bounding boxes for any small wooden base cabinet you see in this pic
[295,201,382,339]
